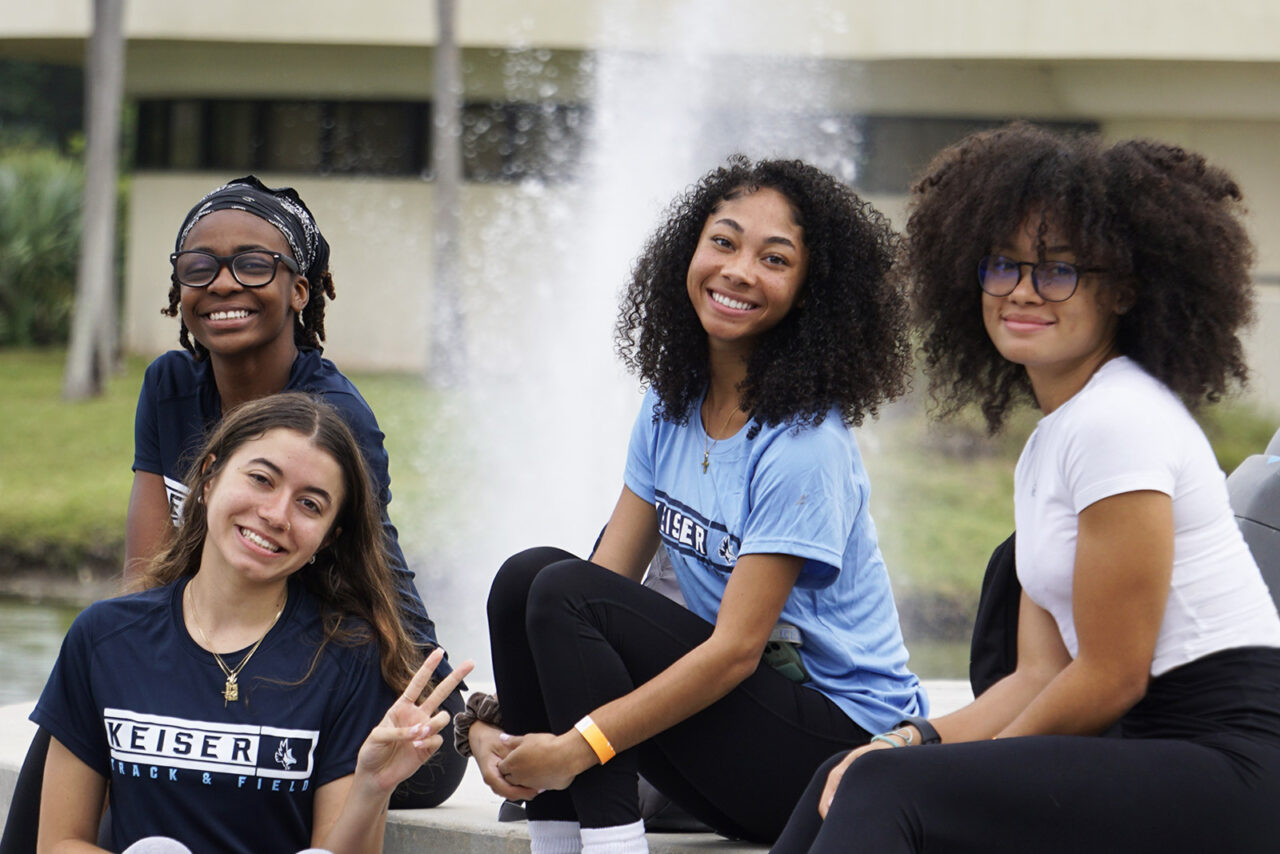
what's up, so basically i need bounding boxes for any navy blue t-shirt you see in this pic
[32,579,397,854]
[132,349,444,663]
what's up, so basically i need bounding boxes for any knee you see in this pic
[525,559,585,632]
[487,546,576,625]
[836,749,912,811]
[817,750,851,778]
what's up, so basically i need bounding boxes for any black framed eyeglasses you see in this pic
[977,255,1106,303]
[170,250,300,288]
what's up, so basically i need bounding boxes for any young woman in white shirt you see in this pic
[771,122,1280,854]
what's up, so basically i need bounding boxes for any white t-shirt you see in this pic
[1014,356,1280,676]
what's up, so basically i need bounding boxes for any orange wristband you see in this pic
[574,715,616,764]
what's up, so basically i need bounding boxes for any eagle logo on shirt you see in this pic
[274,739,296,770]
[718,536,738,566]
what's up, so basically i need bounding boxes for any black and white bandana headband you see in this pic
[174,175,330,283]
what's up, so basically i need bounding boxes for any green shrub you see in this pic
[1196,399,1279,474]
[0,148,83,345]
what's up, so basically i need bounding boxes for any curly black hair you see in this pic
[906,121,1254,432]
[615,156,911,437]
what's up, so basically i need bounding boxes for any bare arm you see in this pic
[124,471,170,584]
[919,490,1170,743]
[820,490,1173,816]
[38,738,108,854]
[498,551,803,790]
[998,490,1172,736]
[929,591,1073,742]
[589,486,661,581]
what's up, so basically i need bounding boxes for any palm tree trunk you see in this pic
[64,0,125,399]
[428,0,465,386]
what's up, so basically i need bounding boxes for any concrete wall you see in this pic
[127,175,437,370]
[127,174,591,376]
[7,0,1280,60]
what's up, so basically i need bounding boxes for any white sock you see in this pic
[580,820,648,854]
[528,819,583,854]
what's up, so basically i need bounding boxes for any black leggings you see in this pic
[771,647,1280,854]
[488,547,870,844]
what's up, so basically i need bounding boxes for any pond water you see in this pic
[0,598,82,706]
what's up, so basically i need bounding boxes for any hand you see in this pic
[355,649,475,795]
[818,740,894,819]
[470,721,539,802]
[497,730,594,793]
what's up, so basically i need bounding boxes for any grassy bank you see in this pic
[0,349,439,577]
[0,348,1275,641]
[0,350,139,562]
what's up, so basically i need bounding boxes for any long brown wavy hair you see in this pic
[143,392,418,692]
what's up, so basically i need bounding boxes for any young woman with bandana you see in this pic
[113,176,465,809]
[769,123,1280,854]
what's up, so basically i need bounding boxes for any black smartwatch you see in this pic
[897,715,941,745]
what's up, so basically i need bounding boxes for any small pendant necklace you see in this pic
[186,581,286,706]
[701,400,742,475]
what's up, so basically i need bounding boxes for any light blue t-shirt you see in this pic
[624,389,927,733]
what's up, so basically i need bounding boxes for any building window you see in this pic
[856,116,1099,194]
[460,101,588,182]
[326,102,427,175]
[134,99,1095,194]
[134,97,584,182]
[206,100,259,172]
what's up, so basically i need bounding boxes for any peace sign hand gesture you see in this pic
[356,648,475,794]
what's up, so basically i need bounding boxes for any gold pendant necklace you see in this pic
[186,581,286,706]
[701,400,741,474]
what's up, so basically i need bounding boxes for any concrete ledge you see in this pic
[0,681,972,853]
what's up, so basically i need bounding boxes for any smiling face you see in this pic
[199,427,344,588]
[685,187,809,356]
[178,209,309,365]
[982,216,1122,411]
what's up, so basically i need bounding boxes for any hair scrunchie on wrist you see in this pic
[453,691,503,759]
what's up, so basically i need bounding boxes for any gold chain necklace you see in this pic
[701,401,741,474]
[186,581,286,706]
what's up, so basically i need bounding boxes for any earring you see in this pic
[308,554,316,565]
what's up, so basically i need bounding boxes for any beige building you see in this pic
[4,0,1280,410]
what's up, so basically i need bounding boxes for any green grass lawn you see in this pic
[0,348,1276,610]
[0,350,140,556]
[0,349,439,568]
